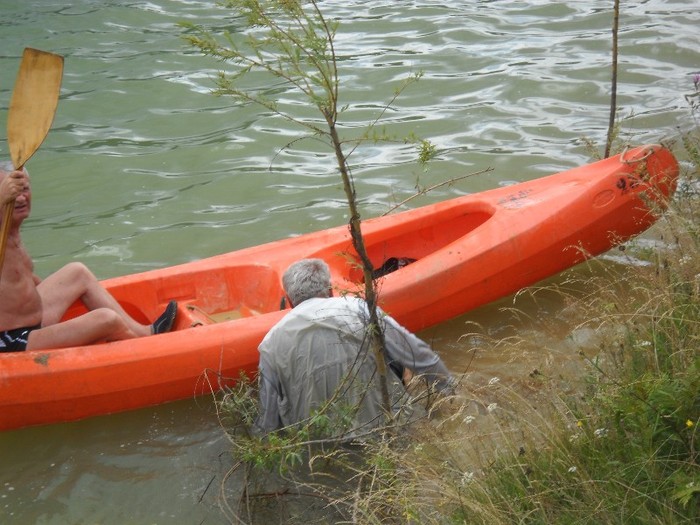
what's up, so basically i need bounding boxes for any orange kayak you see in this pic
[0,145,679,431]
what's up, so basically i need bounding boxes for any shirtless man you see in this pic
[0,163,177,352]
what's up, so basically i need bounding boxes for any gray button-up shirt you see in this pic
[254,296,453,438]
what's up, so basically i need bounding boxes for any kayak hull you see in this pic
[0,145,679,431]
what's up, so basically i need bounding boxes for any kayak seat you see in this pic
[178,304,215,328]
[180,304,256,328]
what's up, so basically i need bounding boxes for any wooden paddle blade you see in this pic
[7,48,64,169]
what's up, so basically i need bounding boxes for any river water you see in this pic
[0,0,697,523]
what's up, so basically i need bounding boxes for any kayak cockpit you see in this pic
[316,201,496,285]
[62,264,285,331]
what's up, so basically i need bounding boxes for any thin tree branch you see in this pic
[605,0,620,158]
[382,168,493,216]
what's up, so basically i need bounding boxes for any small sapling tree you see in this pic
[182,0,435,433]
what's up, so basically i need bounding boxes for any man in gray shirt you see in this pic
[254,258,454,439]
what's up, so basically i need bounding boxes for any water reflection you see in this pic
[1,398,229,524]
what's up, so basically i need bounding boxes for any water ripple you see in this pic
[0,0,696,273]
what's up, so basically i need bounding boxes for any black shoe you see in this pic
[152,300,177,335]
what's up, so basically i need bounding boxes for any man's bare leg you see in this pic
[26,308,137,350]
[37,262,154,336]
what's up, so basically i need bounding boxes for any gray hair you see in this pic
[282,258,332,306]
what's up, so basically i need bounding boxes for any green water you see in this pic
[0,0,697,522]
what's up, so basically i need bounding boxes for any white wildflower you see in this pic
[487,403,498,413]
[488,377,500,386]
[461,471,475,485]
[567,466,578,474]
[463,415,476,425]
[594,428,608,438]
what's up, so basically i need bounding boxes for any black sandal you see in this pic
[152,300,177,335]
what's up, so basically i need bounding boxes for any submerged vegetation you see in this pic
[183,2,699,523]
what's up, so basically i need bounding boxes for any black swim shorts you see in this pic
[0,325,40,352]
